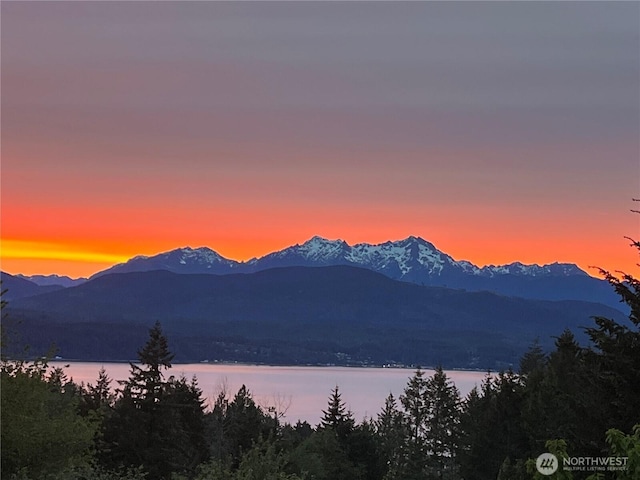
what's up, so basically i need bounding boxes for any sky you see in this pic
[1,1,639,279]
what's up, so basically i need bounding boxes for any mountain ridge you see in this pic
[91,235,589,279]
[16,273,87,288]
[4,266,626,369]
[68,235,617,309]
[8,235,616,308]
[0,272,65,300]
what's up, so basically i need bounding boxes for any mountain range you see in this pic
[17,235,617,307]
[3,266,625,369]
[1,236,625,369]
[92,235,588,280]
[115,236,620,308]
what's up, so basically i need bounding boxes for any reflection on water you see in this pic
[52,362,489,425]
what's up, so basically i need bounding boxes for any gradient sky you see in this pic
[2,1,639,279]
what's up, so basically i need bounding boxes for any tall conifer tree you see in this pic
[424,366,461,479]
[103,322,207,479]
[320,385,355,440]
[123,320,174,405]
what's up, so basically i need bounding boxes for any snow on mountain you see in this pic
[347,236,450,276]
[268,236,351,263]
[91,235,589,282]
[456,260,482,275]
[258,235,450,276]
[63,235,619,309]
[174,247,236,267]
[478,261,587,278]
[91,246,241,278]
[257,235,588,280]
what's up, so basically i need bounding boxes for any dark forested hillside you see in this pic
[5,266,625,369]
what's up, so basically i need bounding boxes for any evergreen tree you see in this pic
[424,366,461,479]
[491,370,529,470]
[399,368,429,479]
[226,384,274,459]
[320,385,355,440]
[209,388,231,462]
[289,428,363,480]
[522,329,598,458]
[81,367,116,414]
[376,393,408,479]
[348,419,387,480]
[160,374,210,474]
[400,369,428,443]
[123,320,174,406]
[585,235,640,441]
[279,420,314,453]
[521,218,640,462]
[458,383,494,480]
[208,384,275,465]
[292,386,383,479]
[519,338,546,376]
[458,371,528,480]
[102,322,207,479]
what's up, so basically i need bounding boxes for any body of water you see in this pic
[52,362,489,425]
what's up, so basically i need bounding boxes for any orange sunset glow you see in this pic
[1,2,638,280]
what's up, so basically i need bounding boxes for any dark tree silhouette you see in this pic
[320,385,355,440]
[102,322,207,479]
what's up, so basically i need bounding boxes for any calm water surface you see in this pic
[52,362,489,425]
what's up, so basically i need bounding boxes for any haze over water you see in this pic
[55,362,489,426]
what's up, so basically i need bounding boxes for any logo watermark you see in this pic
[536,453,559,475]
[536,452,629,475]
[562,456,628,472]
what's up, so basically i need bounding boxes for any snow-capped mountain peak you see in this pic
[298,236,349,259]
[347,236,450,276]
[73,235,611,310]
[91,246,239,278]
[91,236,589,284]
[479,261,586,277]
[265,236,351,264]
[174,246,230,265]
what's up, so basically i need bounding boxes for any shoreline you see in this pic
[46,358,491,374]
